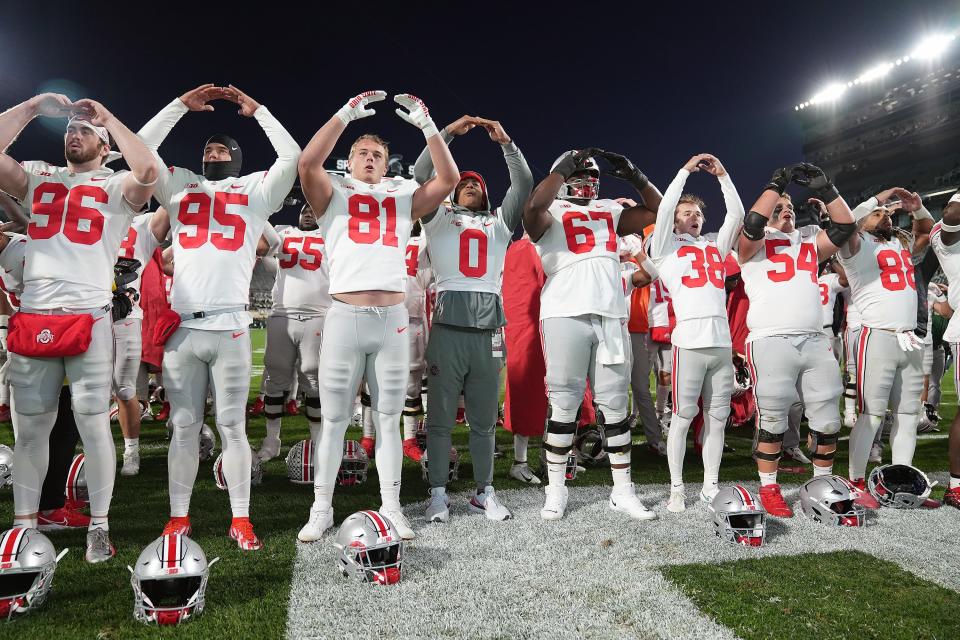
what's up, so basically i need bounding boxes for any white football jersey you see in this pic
[839,232,917,331]
[270,225,331,316]
[740,225,822,341]
[818,273,844,332]
[535,198,625,319]
[322,174,417,295]
[841,288,860,330]
[404,235,433,322]
[156,167,280,330]
[647,279,672,329]
[117,212,161,320]
[19,162,138,310]
[931,222,960,342]
[423,206,512,294]
[621,262,638,299]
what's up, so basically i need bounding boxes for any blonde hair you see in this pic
[348,134,390,160]
[674,193,705,225]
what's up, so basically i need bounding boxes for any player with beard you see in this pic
[736,164,856,516]
[523,148,663,521]
[0,93,159,562]
[647,153,744,512]
[139,84,301,550]
[297,92,459,542]
[256,204,330,460]
[840,187,933,504]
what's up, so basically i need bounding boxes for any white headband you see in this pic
[66,116,109,144]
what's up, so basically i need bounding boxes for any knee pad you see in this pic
[264,394,285,419]
[753,428,784,462]
[115,384,137,402]
[808,430,839,462]
[11,384,60,416]
[600,415,633,455]
[215,401,247,429]
[545,380,587,422]
[674,403,700,421]
[757,428,785,443]
[70,387,110,415]
[403,396,424,417]
[543,420,577,456]
[707,405,731,423]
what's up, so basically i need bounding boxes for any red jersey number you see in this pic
[279,235,324,271]
[177,191,247,251]
[876,249,916,291]
[119,227,137,259]
[405,244,420,277]
[678,245,725,289]
[29,183,107,245]
[765,239,817,283]
[348,194,398,247]
[459,228,488,278]
[562,210,618,254]
[819,282,829,306]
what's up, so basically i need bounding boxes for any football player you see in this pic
[0,93,159,562]
[840,187,933,503]
[647,154,744,512]
[523,148,662,521]
[736,163,856,516]
[256,204,330,461]
[926,194,960,508]
[412,115,533,522]
[296,91,459,541]
[139,83,301,550]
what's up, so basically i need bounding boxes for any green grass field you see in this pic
[0,328,956,639]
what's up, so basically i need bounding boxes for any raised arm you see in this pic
[649,155,705,262]
[412,115,477,185]
[257,223,281,257]
[597,150,661,235]
[393,94,459,219]
[737,167,787,262]
[523,149,596,241]
[891,189,934,254]
[149,206,171,243]
[299,90,385,216]
[0,93,74,200]
[702,155,744,257]
[221,85,301,214]
[479,119,533,231]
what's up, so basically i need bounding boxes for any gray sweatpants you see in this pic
[425,323,502,489]
[112,318,142,401]
[629,333,661,445]
[929,346,946,407]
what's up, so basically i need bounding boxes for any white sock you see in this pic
[813,464,833,477]
[513,434,529,463]
[701,413,725,493]
[759,471,778,486]
[402,415,418,442]
[89,517,108,531]
[610,465,632,487]
[313,485,333,511]
[124,437,139,453]
[265,421,281,441]
[362,407,375,439]
[373,411,403,510]
[14,516,37,529]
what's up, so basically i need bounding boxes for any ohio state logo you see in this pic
[36,329,54,344]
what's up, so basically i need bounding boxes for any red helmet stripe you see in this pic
[216,459,226,487]
[162,533,182,570]
[0,527,25,563]
[303,441,312,481]
[735,485,754,508]
[65,454,85,500]
[363,510,388,536]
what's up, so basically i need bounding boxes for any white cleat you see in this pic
[257,435,281,462]
[469,486,513,521]
[380,506,415,540]
[120,450,140,476]
[843,410,858,429]
[868,442,883,464]
[540,484,569,521]
[783,446,811,465]
[425,488,450,524]
[509,462,541,485]
[700,487,719,504]
[667,491,687,513]
[298,504,334,543]
[609,483,657,520]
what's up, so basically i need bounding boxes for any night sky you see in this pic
[1,1,957,227]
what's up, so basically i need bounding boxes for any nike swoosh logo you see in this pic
[91,177,106,182]
[230,147,238,151]
[230,185,244,189]
[387,188,399,193]
[40,519,67,528]
[232,332,245,338]
[397,327,408,334]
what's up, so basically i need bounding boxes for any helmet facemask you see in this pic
[342,541,402,585]
[559,171,600,202]
[337,441,369,486]
[133,574,206,625]
[721,511,765,547]
[0,566,54,620]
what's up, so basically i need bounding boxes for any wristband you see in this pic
[130,172,159,187]
[335,108,351,126]
[422,121,439,139]
[912,205,933,221]
[640,256,658,279]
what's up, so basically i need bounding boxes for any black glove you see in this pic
[764,167,792,195]
[111,289,134,322]
[598,151,649,191]
[791,162,840,203]
[552,148,600,180]
[113,257,141,291]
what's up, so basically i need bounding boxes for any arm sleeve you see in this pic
[499,141,534,232]
[253,106,302,215]
[412,129,454,185]
[715,173,745,257]
[649,169,688,263]
[851,197,879,222]
[261,223,282,256]
[136,99,189,207]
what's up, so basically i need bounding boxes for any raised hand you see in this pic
[790,162,831,190]
[475,118,511,144]
[552,148,601,180]
[445,115,480,136]
[222,85,261,117]
[894,188,922,213]
[335,90,387,124]
[394,93,438,136]
[30,93,74,118]
[179,84,227,112]
[683,153,712,173]
[599,151,650,190]
[765,166,792,195]
[71,99,115,126]
[698,154,727,177]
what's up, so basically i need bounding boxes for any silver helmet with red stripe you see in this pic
[0,444,12,487]
[799,475,866,525]
[420,447,460,482]
[0,527,66,620]
[286,439,315,485]
[338,440,369,486]
[65,453,88,504]
[867,464,934,509]
[129,533,219,625]
[708,485,766,546]
[334,510,404,585]
[213,447,262,490]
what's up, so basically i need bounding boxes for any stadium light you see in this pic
[911,33,955,60]
[810,83,846,105]
[856,62,894,83]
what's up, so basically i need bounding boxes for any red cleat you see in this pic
[759,484,794,517]
[0,404,10,423]
[229,517,262,551]
[402,437,423,462]
[944,487,960,510]
[157,401,171,422]
[360,436,376,459]
[285,399,300,416]
[163,516,192,536]
[848,478,880,509]
[38,506,90,531]
[247,397,265,417]
[456,408,466,424]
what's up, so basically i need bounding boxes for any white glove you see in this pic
[394,93,439,138]
[335,90,387,125]
[896,331,923,352]
[928,284,946,304]
[618,234,644,258]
